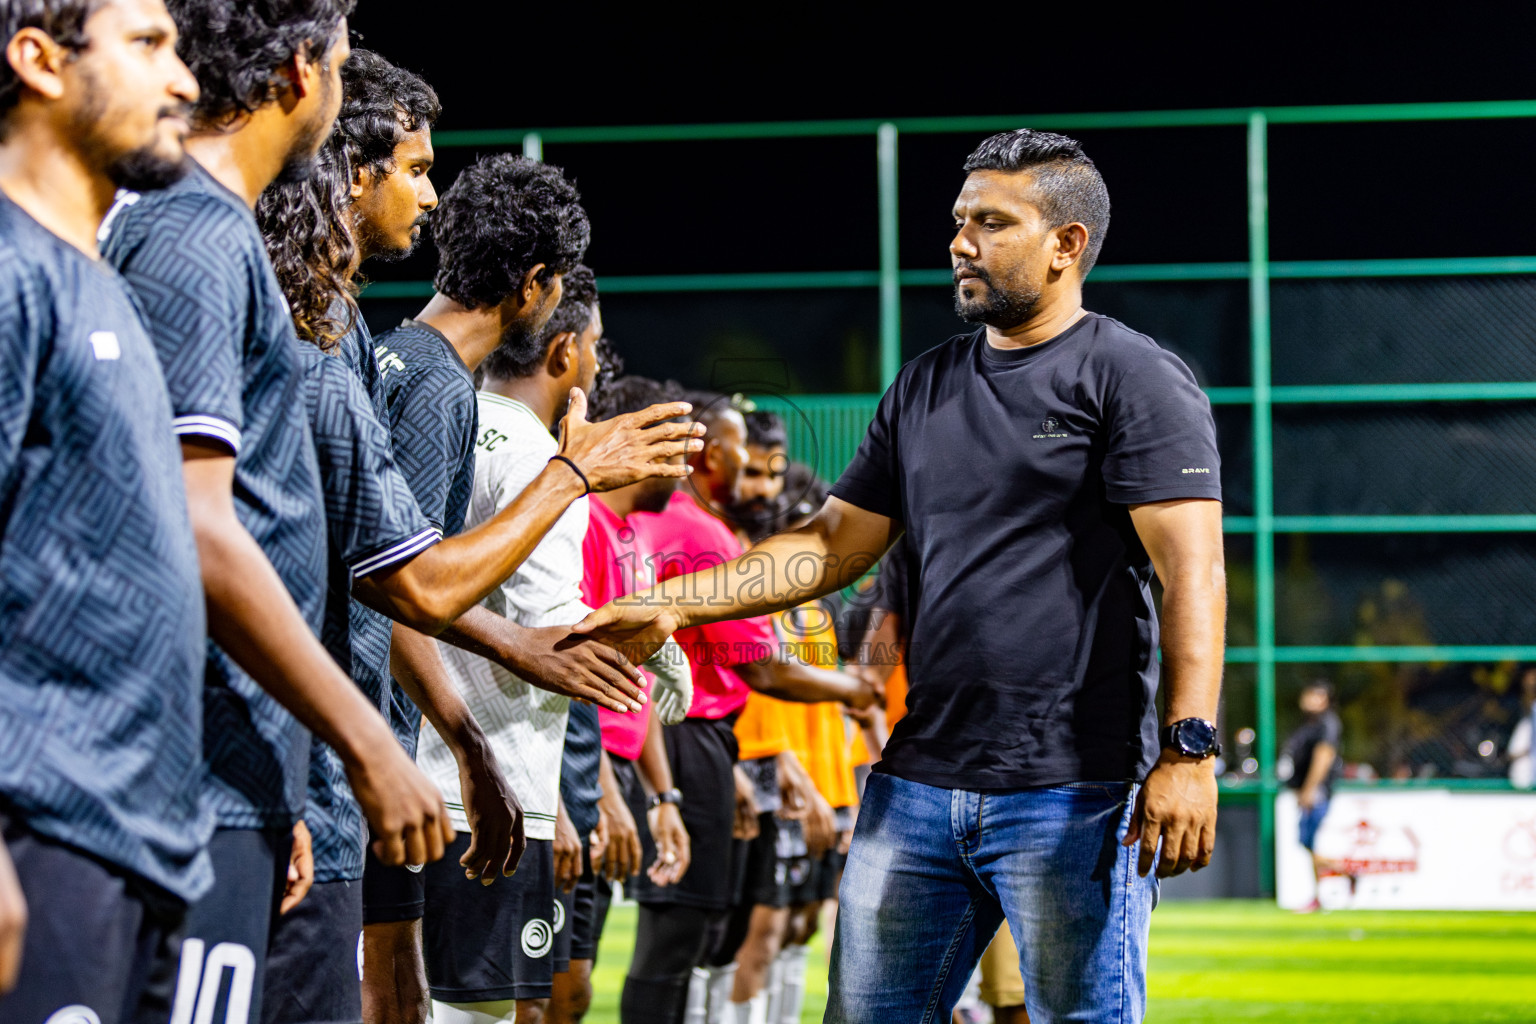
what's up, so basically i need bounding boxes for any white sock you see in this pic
[685,966,711,1024]
[731,990,768,1024]
[762,950,787,1024]
[778,945,809,1024]
[431,1000,517,1024]
[704,963,739,1024]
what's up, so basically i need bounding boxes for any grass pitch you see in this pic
[586,900,1536,1023]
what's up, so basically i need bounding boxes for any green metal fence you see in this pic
[366,100,1536,893]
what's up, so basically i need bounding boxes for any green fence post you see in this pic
[877,123,901,390]
[1248,111,1278,896]
[522,132,543,161]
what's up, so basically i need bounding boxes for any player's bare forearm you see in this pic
[1303,743,1336,792]
[855,610,904,684]
[738,654,876,708]
[389,623,488,760]
[576,497,900,654]
[636,710,675,796]
[435,605,646,714]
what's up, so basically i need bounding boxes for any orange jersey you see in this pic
[883,659,909,728]
[775,603,860,808]
[734,691,794,761]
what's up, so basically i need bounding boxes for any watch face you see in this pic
[1175,718,1217,756]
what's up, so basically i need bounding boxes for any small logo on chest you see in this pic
[1033,415,1069,440]
[88,331,121,361]
[375,345,406,375]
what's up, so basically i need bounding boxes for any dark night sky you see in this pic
[346,5,1536,388]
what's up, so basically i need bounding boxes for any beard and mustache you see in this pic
[953,260,1043,330]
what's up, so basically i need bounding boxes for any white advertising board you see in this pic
[1276,788,1536,910]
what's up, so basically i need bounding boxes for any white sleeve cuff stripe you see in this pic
[350,528,442,579]
[171,416,242,453]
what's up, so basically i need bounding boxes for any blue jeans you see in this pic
[826,773,1157,1024]
[1298,796,1329,851]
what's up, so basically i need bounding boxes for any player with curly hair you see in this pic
[98,4,463,1020]
[254,69,707,1023]
[365,154,703,1024]
[0,0,202,1016]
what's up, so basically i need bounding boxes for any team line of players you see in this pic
[0,2,890,1023]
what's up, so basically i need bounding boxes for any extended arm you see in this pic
[576,496,901,658]
[1121,498,1226,878]
[181,443,452,866]
[357,396,703,633]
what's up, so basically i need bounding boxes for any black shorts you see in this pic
[631,716,739,910]
[787,847,845,906]
[423,836,558,1002]
[261,878,364,1024]
[608,756,653,903]
[166,827,291,1024]
[361,834,425,925]
[562,843,609,964]
[0,814,186,1024]
[743,813,786,909]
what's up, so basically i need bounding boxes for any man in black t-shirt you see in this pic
[1283,680,1342,906]
[578,128,1227,1023]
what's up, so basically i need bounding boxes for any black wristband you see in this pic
[549,454,591,495]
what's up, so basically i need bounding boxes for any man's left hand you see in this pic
[1123,750,1217,878]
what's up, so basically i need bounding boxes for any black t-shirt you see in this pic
[1284,710,1343,796]
[832,315,1222,790]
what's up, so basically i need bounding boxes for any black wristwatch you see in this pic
[1160,718,1221,759]
[648,788,683,810]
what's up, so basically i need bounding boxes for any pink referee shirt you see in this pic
[584,498,655,761]
[642,490,776,721]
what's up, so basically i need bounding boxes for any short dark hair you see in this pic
[480,263,598,381]
[336,48,438,180]
[963,129,1111,274]
[743,409,786,450]
[682,390,745,438]
[591,334,623,411]
[165,0,353,126]
[0,0,103,129]
[1304,679,1336,703]
[256,139,356,350]
[590,375,683,422]
[432,154,590,310]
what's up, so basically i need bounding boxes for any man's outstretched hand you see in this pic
[505,625,649,713]
[573,600,683,668]
[557,389,704,492]
[1123,750,1218,878]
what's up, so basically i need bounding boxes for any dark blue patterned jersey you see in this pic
[297,339,438,881]
[0,194,211,902]
[101,161,327,831]
[334,315,398,728]
[372,319,478,757]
